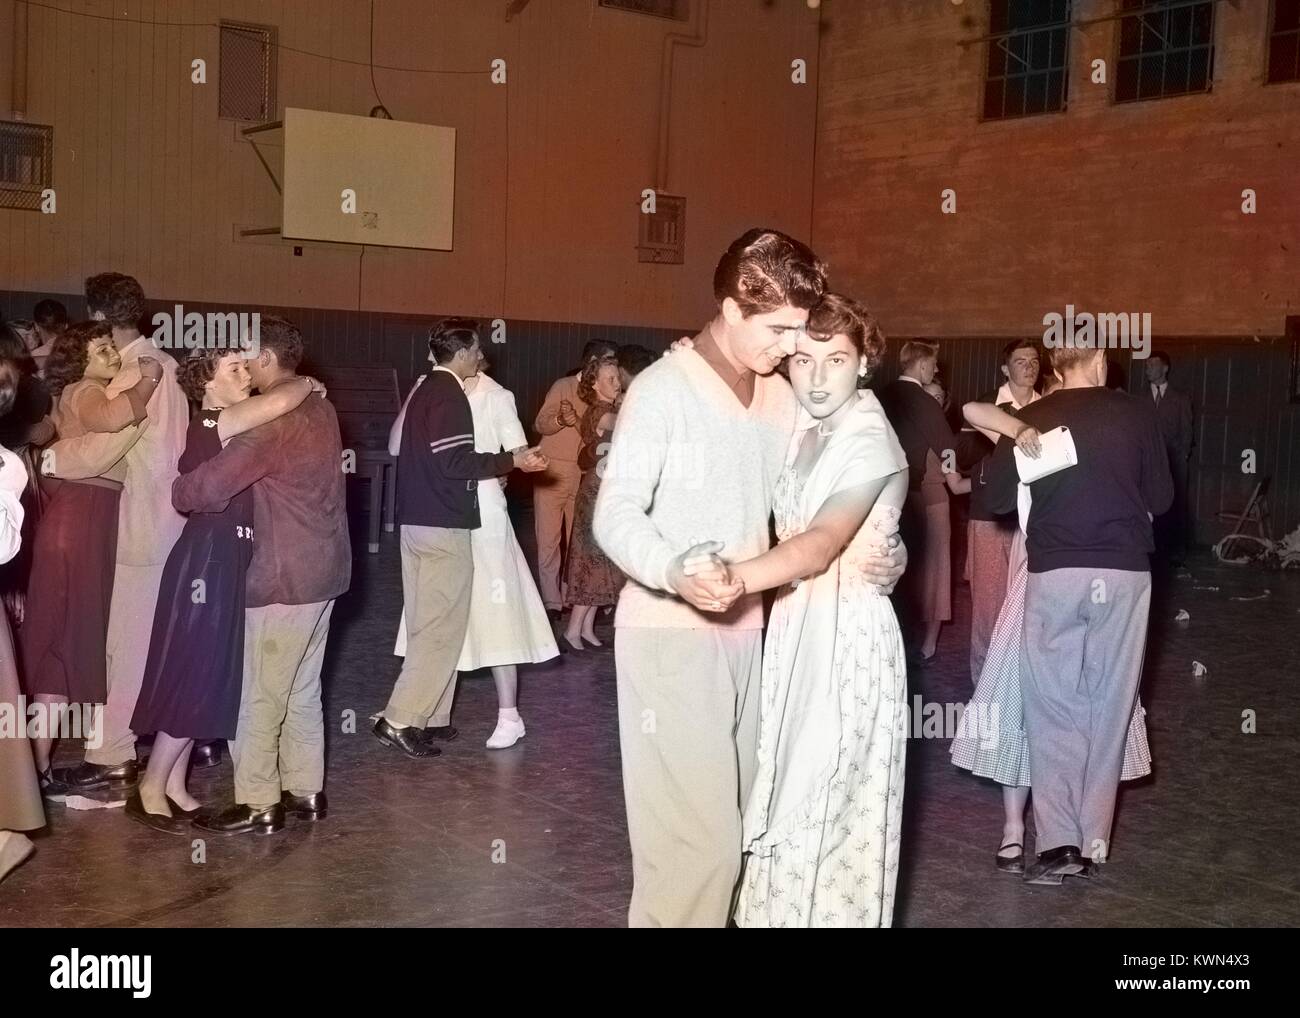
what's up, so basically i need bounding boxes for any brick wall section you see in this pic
[811,0,1300,542]
[812,0,1298,338]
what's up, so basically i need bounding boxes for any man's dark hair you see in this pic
[428,317,480,366]
[1149,350,1171,370]
[1001,338,1039,366]
[34,299,69,332]
[85,272,146,329]
[617,344,656,379]
[582,338,618,364]
[258,314,305,372]
[713,228,826,317]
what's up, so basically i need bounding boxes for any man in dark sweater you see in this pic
[374,318,547,759]
[878,340,965,658]
[984,341,1172,884]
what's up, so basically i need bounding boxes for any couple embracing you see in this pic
[594,229,911,928]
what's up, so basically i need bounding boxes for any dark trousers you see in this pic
[1154,451,1189,560]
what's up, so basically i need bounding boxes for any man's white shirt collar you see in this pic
[119,334,150,359]
[996,381,1039,411]
[899,375,924,387]
[972,383,1040,443]
[431,365,465,390]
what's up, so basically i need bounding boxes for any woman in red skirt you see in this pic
[19,321,164,798]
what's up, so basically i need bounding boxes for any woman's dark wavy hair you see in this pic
[44,320,112,400]
[178,348,237,403]
[806,292,887,383]
[577,353,619,406]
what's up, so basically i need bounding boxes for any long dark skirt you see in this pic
[131,514,251,741]
[18,479,120,703]
[564,469,624,607]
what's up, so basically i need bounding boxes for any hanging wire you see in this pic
[20,0,490,75]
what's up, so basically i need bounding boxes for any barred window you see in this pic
[0,121,53,211]
[982,0,1073,121]
[599,0,688,21]
[1115,0,1215,103]
[1268,0,1300,84]
[219,21,277,122]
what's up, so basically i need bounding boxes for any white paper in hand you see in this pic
[1015,425,1078,483]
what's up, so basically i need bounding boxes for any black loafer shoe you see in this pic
[372,718,441,758]
[52,760,139,792]
[995,842,1025,874]
[192,802,285,836]
[190,741,225,769]
[166,796,202,821]
[282,791,328,821]
[124,794,190,835]
[421,725,459,743]
[1024,845,1085,884]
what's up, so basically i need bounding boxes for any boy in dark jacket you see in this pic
[375,319,546,758]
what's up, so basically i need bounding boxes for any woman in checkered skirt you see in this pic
[950,388,1151,877]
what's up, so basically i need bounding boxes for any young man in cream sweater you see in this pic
[595,230,906,927]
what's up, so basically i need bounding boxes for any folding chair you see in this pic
[1215,477,1271,558]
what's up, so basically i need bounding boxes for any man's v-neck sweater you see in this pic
[593,348,797,630]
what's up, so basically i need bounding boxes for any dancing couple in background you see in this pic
[379,319,550,757]
[954,343,1170,883]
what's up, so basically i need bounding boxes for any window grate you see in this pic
[1268,0,1300,84]
[1114,0,1215,103]
[219,21,277,122]
[599,0,688,22]
[982,0,1072,120]
[638,194,685,264]
[0,121,53,211]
